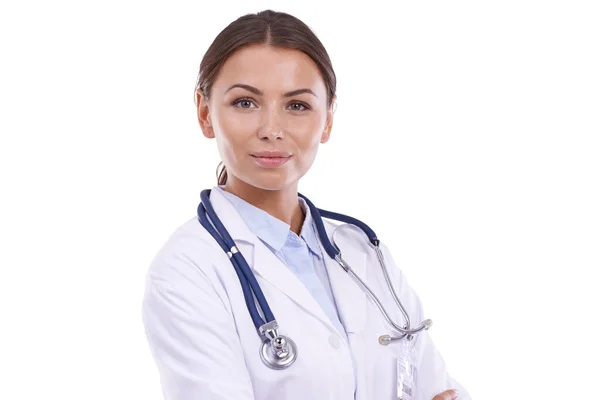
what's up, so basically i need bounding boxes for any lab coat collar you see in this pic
[214,186,290,251]
[214,186,322,260]
[207,187,367,336]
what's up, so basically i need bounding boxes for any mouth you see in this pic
[250,152,293,168]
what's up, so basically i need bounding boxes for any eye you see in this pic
[287,102,310,112]
[232,98,257,109]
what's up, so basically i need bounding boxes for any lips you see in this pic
[250,151,292,168]
[250,151,292,158]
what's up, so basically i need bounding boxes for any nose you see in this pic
[258,107,284,140]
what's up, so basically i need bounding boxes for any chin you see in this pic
[243,173,296,192]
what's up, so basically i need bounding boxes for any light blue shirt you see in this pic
[216,186,356,397]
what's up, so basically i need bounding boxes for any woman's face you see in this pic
[196,44,335,191]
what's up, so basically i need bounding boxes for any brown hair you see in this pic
[194,9,337,186]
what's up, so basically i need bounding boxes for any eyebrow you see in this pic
[225,83,317,98]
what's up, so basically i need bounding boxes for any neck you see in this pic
[223,177,304,235]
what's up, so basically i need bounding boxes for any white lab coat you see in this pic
[142,188,470,400]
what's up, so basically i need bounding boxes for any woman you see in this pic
[142,9,469,400]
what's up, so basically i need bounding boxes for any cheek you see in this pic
[291,124,324,172]
[212,108,256,159]
[294,118,325,150]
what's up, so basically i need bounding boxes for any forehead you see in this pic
[212,45,326,96]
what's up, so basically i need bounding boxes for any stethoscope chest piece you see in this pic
[260,335,298,370]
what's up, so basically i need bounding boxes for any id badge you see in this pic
[397,338,417,400]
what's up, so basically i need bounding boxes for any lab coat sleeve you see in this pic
[141,240,255,400]
[379,243,471,400]
[416,331,471,400]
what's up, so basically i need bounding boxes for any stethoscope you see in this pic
[197,189,433,370]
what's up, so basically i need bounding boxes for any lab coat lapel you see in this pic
[324,221,372,400]
[208,188,337,332]
[251,243,337,331]
[322,221,369,400]
[322,221,368,333]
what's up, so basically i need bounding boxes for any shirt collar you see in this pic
[215,186,322,259]
[298,198,323,260]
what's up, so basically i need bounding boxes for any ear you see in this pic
[196,89,215,139]
[320,95,336,144]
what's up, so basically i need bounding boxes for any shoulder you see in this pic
[145,216,223,292]
[142,217,238,331]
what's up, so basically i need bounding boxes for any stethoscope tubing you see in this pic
[198,192,275,327]
[197,189,431,341]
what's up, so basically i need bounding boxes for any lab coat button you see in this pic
[328,334,340,349]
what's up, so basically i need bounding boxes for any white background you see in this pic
[1,0,599,399]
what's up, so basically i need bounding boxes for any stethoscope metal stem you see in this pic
[336,253,432,336]
[332,224,432,345]
[374,245,411,327]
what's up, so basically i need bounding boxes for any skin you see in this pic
[433,390,460,400]
[195,44,334,235]
[195,43,458,400]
